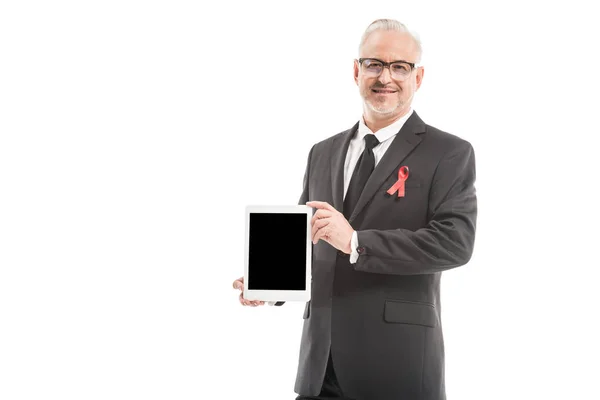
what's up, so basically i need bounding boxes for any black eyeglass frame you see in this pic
[357,58,419,73]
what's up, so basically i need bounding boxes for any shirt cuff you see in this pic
[350,230,359,264]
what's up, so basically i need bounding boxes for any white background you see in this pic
[1,1,599,399]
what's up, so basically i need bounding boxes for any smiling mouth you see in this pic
[372,88,397,94]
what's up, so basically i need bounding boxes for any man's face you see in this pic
[354,30,424,119]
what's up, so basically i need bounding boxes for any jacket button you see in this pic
[357,246,365,254]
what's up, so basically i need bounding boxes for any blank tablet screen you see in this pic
[248,213,307,290]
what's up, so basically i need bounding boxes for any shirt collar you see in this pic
[357,108,414,143]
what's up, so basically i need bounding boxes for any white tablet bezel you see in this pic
[244,205,312,302]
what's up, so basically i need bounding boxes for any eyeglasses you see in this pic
[358,58,419,81]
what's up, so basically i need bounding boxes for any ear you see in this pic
[415,66,424,90]
[353,59,360,85]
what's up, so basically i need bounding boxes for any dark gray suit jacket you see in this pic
[293,111,477,400]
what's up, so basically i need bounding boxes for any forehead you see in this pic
[360,30,419,62]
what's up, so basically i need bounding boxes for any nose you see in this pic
[377,65,392,84]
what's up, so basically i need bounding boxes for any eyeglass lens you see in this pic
[362,59,412,80]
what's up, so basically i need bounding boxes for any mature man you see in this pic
[233,19,477,400]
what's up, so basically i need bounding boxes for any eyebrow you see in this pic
[364,58,413,64]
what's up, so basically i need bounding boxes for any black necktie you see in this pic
[343,134,380,219]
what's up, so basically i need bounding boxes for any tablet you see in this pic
[244,205,312,302]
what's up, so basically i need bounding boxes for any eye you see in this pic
[364,60,383,70]
[391,63,410,73]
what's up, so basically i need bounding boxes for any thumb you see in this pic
[233,278,244,290]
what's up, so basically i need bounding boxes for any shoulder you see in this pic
[425,123,471,148]
[422,122,474,157]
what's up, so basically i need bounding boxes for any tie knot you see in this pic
[364,134,380,151]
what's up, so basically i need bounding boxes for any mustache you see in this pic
[370,83,400,90]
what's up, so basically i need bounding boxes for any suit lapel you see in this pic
[349,112,427,223]
[330,122,358,213]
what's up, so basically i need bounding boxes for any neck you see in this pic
[363,106,411,133]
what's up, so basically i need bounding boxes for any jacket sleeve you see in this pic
[273,145,315,307]
[353,140,477,275]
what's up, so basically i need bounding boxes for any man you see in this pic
[233,19,477,400]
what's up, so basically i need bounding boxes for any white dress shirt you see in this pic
[345,108,414,263]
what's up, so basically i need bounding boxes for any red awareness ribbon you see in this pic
[387,166,410,197]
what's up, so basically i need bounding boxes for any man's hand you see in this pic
[307,201,354,254]
[232,277,265,307]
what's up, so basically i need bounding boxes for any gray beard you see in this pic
[365,98,404,115]
[364,90,414,116]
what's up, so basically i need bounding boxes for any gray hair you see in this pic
[359,19,422,63]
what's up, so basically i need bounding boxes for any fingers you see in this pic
[311,208,334,225]
[235,277,264,307]
[312,218,331,243]
[306,201,336,212]
[239,292,263,306]
[313,228,331,245]
[239,292,265,307]
[239,292,254,306]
